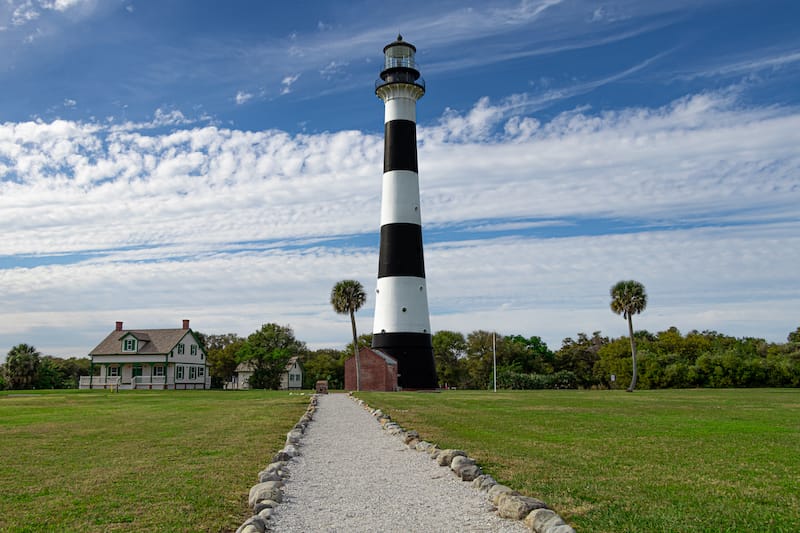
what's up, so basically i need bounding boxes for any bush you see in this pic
[496,369,577,390]
[550,370,578,389]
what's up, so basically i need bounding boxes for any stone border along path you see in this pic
[236,393,575,533]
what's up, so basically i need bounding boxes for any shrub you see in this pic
[496,369,577,390]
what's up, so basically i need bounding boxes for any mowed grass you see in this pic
[356,389,800,532]
[0,389,309,532]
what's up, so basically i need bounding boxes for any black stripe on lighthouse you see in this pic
[372,333,438,390]
[378,223,425,278]
[384,119,418,172]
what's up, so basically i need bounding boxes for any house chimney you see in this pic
[182,319,190,330]
[116,321,123,331]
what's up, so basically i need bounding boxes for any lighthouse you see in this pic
[372,35,438,389]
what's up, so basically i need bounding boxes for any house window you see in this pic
[132,366,143,377]
[190,345,197,356]
[198,366,205,378]
[177,344,185,355]
[108,366,119,377]
[176,366,185,380]
[189,366,197,380]
[123,338,136,352]
[153,366,165,377]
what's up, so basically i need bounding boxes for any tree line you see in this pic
[432,326,800,390]
[200,324,800,391]
[0,344,90,390]
[3,326,799,391]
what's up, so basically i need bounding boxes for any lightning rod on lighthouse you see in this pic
[372,35,438,389]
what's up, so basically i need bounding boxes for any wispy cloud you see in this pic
[466,220,570,232]
[187,1,694,107]
[674,49,800,80]
[320,61,348,80]
[280,74,300,95]
[235,90,253,105]
[5,0,96,27]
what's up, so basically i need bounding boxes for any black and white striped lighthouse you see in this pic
[372,35,438,389]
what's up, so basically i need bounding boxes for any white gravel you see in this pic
[268,393,528,532]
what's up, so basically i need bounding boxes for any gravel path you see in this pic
[268,393,528,532]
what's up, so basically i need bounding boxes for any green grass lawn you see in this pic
[356,389,800,532]
[0,389,309,532]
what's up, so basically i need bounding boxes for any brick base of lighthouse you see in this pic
[373,332,438,389]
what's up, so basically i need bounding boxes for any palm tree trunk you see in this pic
[627,314,638,392]
[349,309,361,391]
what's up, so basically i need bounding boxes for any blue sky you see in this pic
[1,0,799,362]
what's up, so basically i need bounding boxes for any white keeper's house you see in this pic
[230,356,303,390]
[80,319,210,390]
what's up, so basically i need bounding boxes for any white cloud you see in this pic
[12,2,40,26]
[45,0,89,12]
[320,61,348,80]
[280,74,300,95]
[7,0,94,27]
[235,90,253,105]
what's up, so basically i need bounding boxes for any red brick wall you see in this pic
[345,348,398,391]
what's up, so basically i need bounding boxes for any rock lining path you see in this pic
[268,393,528,532]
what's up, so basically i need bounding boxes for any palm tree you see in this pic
[330,280,367,391]
[610,280,648,392]
[6,344,41,390]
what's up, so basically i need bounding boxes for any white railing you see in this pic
[132,376,167,389]
[79,376,121,389]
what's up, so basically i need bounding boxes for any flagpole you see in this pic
[493,332,497,392]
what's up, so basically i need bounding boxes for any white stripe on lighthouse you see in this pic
[384,94,417,122]
[374,277,431,334]
[380,170,422,225]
